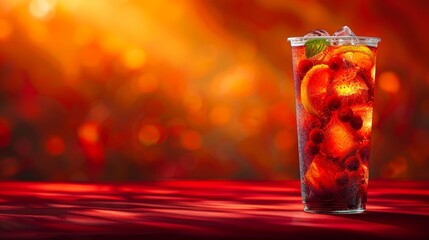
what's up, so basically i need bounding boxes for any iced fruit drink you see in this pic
[288,27,380,213]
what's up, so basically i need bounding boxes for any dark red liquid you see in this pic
[291,44,377,212]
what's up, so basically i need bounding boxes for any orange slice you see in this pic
[300,64,330,116]
[334,46,374,69]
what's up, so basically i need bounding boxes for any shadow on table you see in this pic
[336,210,429,239]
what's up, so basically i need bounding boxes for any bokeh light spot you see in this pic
[379,71,400,93]
[139,124,160,146]
[29,0,56,20]
[214,66,256,98]
[180,130,202,150]
[0,19,12,40]
[45,136,65,156]
[183,91,203,112]
[123,48,146,69]
[78,122,99,144]
[210,105,232,126]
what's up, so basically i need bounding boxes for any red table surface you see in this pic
[0,180,428,240]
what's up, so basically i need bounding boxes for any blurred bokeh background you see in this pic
[0,0,428,181]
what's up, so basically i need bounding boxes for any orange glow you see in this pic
[213,66,256,98]
[45,136,65,156]
[180,130,202,150]
[137,73,159,93]
[28,0,56,20]
[183,91,203,112]
[382,156,408,178]
[379,71,400,93]
[123,48,146,69]
[80,46,102,69]
[0,19,12,40]
[138,124,161,146]
[0,0,427,180]
[274,130,293,150]
[240,107,266,135]
[73,26,94,46]
[78,122,99,144]
[210,105,232,126]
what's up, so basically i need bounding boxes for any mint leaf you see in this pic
[305,38,328,58]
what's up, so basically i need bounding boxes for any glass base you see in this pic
[304,203,365,214]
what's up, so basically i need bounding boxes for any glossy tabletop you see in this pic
[0,180,428,239]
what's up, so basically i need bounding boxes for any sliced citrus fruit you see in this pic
[300,64,329,116]
[333,46,374,69]
[334,46,374,59]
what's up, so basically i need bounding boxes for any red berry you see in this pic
[309,128,324,144]
[350,115,363,130]
[305,141,320,156]
[338,107,353,122]
[298,59,314,79]
[335,172,349,186]
[359,143,371,161]
[328,56,344,71]
[325,95,342,111]
[345,156,360,171]
[304,116,322,131]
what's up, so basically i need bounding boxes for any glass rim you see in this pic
[287,36,381,47]
[287,36,381,42]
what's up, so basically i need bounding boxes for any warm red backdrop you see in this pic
[0,0,428,180]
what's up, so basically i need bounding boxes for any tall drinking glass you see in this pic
[288,34,381,213]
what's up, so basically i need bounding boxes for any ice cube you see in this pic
[320,116,357,159]
[304,155,341,192]
[351,104,373,138]
[304,29,330,37]
[333,26,356,36]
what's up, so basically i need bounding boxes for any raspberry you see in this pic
[338,107,353,122]
[328,56,344,71]
[335,172,349,186]
[298,59,314,79]
[305,141,320,156]
[325,95,341,111]
[304,116,322,131]
[345,156,360,171]
[350,115,363,130]
[359,143,370,161]
[309,128,324,144]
